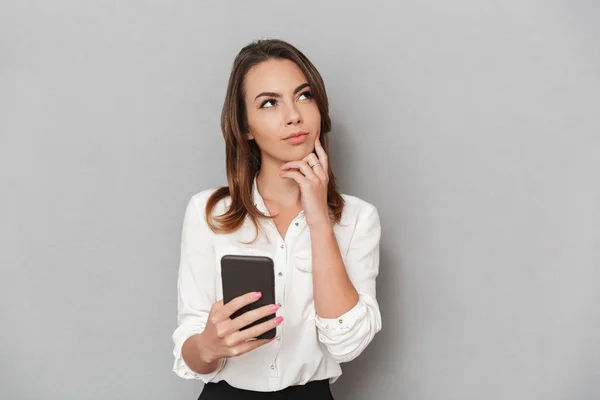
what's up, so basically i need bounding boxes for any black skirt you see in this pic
[198,379,335,400]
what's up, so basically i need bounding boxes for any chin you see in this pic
[291,146,313,159]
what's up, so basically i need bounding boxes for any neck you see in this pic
[256,157,301,206]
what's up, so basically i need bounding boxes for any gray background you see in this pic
[1,1,599,399]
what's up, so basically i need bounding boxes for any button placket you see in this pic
[273,236,286,356]
[276,242,286,307]
[269,361,278,377]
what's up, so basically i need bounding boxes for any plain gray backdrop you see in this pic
[1,1,599,399]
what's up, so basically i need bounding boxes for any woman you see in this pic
[172,38,382,399]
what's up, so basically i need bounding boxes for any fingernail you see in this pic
[279,172,283,177]
[252,292,262,299]
[269,304,279,312]
[275,316,284,324]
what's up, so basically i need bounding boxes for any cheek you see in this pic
[250,113,281,143]
[248,107,272,129]
[305,104,321,126]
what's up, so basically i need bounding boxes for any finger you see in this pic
[279,170,310,186]
[228,338,273,357]
[230,303,279,332]
[303,153,327,181]
[303,153,319,165]
[215,291,262,321]
[210,300,224,312]
[217,303,278,340]
[227,316,283,346]
[314,135,329,174]
[207,299,225,323]
[280,160,318,182]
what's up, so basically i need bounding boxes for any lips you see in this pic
[283,131,309,140]
[285,133,309,145]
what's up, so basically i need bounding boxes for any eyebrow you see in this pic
[254,83,311,101]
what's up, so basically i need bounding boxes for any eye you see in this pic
[259,91,313,109]
[260,98,276,109]
[298,91,313,100]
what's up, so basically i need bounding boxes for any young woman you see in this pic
[172,39,382,400]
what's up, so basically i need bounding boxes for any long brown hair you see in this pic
[206,38,345,242]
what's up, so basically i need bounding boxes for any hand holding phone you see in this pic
[197,291,283,364]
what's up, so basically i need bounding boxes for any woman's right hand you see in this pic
[197,291,283,364]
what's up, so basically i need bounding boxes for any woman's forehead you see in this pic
[245,59,307,95]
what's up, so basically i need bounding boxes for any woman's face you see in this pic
[243,58,321,165]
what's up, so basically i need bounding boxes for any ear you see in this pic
[246,130,254,141]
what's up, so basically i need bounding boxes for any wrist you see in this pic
[307,214,333,230]
[308,220,334,234]
[196,332,217,364]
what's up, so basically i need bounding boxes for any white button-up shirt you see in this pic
[172,176,382,391]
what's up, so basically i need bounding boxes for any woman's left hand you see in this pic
[279,134,331,229]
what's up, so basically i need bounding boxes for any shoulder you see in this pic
[340,193,380,226]
[341,193,378,215]
[189,187,221,204]
[187,187,230,215]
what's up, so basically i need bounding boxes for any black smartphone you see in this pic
[220,254,276,340]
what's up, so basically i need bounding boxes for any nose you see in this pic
[284,103,302,126]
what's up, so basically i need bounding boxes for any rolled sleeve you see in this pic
[315,297,368,332]
[315,204,383,363]
[172,192,224,382]
[172,329,227,381]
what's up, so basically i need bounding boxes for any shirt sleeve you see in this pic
[314,203,383,363]
[172,193,226,381]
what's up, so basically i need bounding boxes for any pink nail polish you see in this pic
[252,292,262,299]
[275,316,284,324]
[269,304,279,312]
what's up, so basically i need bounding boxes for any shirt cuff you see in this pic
[315,299,368,334]
[172,331,227,381]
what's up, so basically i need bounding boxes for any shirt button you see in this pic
[278,272,283,277]
[295,222,299,226]
[277,303,281,307]
[270,365,275,369]
[339,319,344,324]
[280,244,284,249]
[276,336,281,341]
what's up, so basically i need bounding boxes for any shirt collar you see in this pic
[252,174,269,215]
[251,174,305,216]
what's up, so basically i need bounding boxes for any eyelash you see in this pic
[259,90,314,109]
